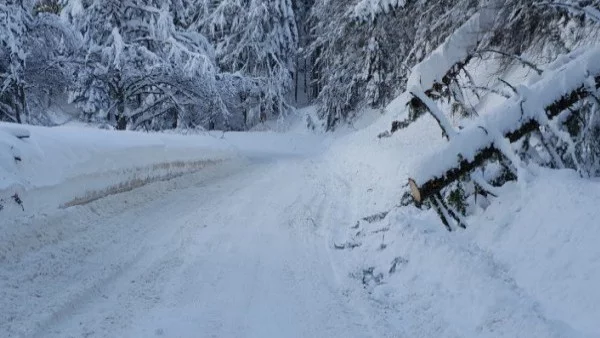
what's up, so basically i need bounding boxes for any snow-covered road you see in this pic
[1,150,383,338]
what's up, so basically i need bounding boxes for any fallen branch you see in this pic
[477,49,543,75]
[386,8,499,135]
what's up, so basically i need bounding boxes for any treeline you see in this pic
[308,0,600,129]
[0,0,298,131]
[1,0,599,131]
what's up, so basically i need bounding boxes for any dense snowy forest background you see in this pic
[1,0,599,132]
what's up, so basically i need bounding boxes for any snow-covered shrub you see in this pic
[33,0,60,15]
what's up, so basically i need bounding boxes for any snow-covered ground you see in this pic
[326,108,600,337]
[1,150,378,338]
[2,106,600,337]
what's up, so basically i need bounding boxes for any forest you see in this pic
[1,0,597,132]
[3,0,600,225]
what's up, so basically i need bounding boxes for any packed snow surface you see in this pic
[2,107,600,337]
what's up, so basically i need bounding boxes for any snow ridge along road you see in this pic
[1,134,384,338]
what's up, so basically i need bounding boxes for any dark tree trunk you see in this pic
[116,115,127,130]
[116,93,127,130]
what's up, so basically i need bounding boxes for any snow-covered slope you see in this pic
[323,92,600,337]
[470,169,600,336]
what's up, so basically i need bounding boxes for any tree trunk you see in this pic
[115,87,127,130]
[18,84,27,124]
[295,57,299,104]
[409,146,501,204]
[116,115,127,130]
[116,100,127,130]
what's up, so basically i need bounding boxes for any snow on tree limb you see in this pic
[537,1,600,22]
[409,46,600,204]
[409,90,457,139]
[406,1,499,92]
[386,3,501,135]
[352,0,406,22]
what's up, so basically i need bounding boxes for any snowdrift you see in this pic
[0,123,238,219]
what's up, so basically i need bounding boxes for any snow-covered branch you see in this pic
[409,46,600,204]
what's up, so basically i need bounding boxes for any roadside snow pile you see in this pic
[0,126,30,192]
[333,186,598,337]
[0,123,237,218]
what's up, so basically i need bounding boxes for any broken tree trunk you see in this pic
[409,146,500,204]
[386,5,501,135]
[408,46,600,204]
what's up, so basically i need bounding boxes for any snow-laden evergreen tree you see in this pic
[1,0,79,125]
[68,0,228,130]
[308,0,600,130]
[198,0,299,124]
[292,0,315,105]
[3,0,598,138]
[351,0,406,22]
[309,0,477,129]
[0,0,33,124]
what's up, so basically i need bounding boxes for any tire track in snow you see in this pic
[1,161,250,337]
[2,156,384,338]
[315,167,400,338]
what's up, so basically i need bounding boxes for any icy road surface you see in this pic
[1,150,385,338]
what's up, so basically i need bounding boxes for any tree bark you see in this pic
[409,146,500,204]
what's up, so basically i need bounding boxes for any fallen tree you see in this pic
[409,46,600,206]
[383,3,501,137]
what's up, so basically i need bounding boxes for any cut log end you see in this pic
[408,178,422,204]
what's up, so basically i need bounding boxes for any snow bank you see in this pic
[337,206,576,337]
[0,106,325,221]
[0,123,237,219]
[324,119,600,336]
